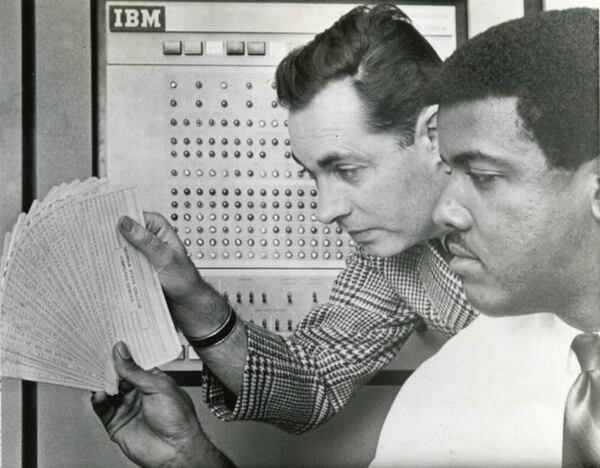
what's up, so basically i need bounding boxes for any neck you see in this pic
[560,301,600,332]
[556,253,600,332]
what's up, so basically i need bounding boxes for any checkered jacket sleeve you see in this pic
[201,242,476,433]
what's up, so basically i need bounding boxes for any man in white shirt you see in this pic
[372,7,600,466]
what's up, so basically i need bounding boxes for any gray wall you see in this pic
[0,1,23,467]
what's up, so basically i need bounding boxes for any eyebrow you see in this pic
[443,150,513,170]
[291,152,349,171]
[317,153,347,169]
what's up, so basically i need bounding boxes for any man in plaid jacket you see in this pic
[96,3,476,435]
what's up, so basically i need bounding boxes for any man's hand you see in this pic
[91,342,232,468]
[119,213,229,337]
[119,213,201,303]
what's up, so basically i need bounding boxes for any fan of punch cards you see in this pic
[0,178,181,394]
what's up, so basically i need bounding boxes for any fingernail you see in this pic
[116,342,131,360]
[120,216,134,232]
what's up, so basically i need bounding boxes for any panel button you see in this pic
[205,40,224,56]
[184,41,203,55]
[269,41,287,59]
[226,40,245,55]
[163,40,182,55]
[247,41,266,55]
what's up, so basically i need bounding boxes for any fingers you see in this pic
[118,379,134,394]
[118,215,176,270]
[91,391,118,426]
[112,342,164,394]
[142,212,186,251]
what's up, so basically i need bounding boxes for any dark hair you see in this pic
[433,8,599,169]
[275,4,442,147]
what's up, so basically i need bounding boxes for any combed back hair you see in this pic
[275,3,442,147]
[432,8,599,169]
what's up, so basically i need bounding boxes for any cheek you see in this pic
[483,198,566,281]
[474,196,540,263]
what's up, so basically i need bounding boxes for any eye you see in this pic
[335,165,363,184]
[467,170,499,188]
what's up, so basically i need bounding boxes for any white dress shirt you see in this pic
[371,312,583,467]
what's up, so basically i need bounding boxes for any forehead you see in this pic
[438,97,545,168]
[287,79,387,163]
[288,78,366,136]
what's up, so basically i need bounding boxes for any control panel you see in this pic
[98,1,459,370]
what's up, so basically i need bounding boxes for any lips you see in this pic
[445,236,481,275]
[347,229,373,241]
[444,234,477,258]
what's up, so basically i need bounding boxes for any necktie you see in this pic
[563,333,600,467]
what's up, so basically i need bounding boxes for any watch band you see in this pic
[185,305,237,348]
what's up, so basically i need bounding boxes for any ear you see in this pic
[591,164,600,223]
[414,104,438,156]
[581,156,600,222]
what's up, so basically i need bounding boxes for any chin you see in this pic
[360,239,413,258]
[463,283,522,317]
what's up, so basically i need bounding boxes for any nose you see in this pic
[315,183,351,225]
[432,186,473,232]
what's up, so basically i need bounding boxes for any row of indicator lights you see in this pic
[187,239,346,247]
[175,224,351,237]
[172,188,317,197]
[195,251,345,260]
[170,202,317,215]
[169,81,277,90]
[171,205,319,215]
[170,137,289,146]
[178,223,340,236]
[169,118,287,127]
[170,99,279,109]
[173,213,327,225]
[173,213,325,224]
[169,152,295,160]
[172,201,315,210]
[175,223,349,236]
[172,210,320,221]
[171,169,306,178]
[173,218,341,232]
